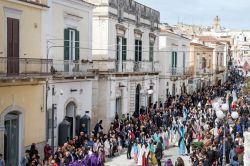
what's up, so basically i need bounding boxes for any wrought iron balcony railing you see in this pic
[93,60,160,73]
[0,57,52,78]
[51,60,94,77]
[169,67,193,76]
[196,68,212,75]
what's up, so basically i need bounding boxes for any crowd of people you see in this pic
[18,69,249,166]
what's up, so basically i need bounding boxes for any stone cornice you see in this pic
[134,28,143,36]
[116,23,127,32]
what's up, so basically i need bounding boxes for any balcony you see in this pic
[0,57,52,79]
[215,66,226,74]
[196,68,212,76]
[169,67,193,76]
[93,60,160,73]
[52,60,94,77]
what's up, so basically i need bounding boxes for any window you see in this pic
[244,37,247,42]
[69,30,75,60]
[216,53,219,66]
[183,52,186,69]
[202,57,206,69]
[117,36,127,61]
[7,17,19,75]
[171,51,177,67]
[64,28,79,61]
[149,42,154,62]
[135,40,142,61]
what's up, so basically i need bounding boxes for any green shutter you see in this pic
[64,28,70,60]
[139,40,142,61]
[122,37,127,60]
[175,52,177,67]
[75,30,79,61]
[117,37,120,60]
[172,52,174,67]
[135,40,138,61]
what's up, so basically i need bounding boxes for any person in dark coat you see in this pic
[94,120,103,137]
[155,137,163,166]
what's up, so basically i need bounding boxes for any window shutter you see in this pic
[175,52,177,67]
[75,30,79,61]
[149,42,154,62]
[122,37,127,60]
[139,40,142,61]
[172,52,174,67]
[64,28,70,60]
[117,37,120,60]
[135,40,138,61]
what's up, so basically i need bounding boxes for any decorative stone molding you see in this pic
[116,24,127,36]
[134,28,143,39]
[0,124,4,131]
[109,0,160,28]
[149,32,156,42]
[115,88,122,98]
[0,105,25,125]
[64,12,83,29]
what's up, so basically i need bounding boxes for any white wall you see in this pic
[158,31,191,99]
[46,0,93,61]
[47,80,92,146]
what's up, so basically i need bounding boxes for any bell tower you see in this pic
[212,16,221,32]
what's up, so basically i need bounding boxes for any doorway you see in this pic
[65,102,76,140]
[4,112,20,166]
[115,97,122,116]
[135,84,141,113]
[172,83,176,96]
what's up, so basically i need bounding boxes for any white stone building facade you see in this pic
[91,0,160,130]
[158,26,192,101]
[45,0,95,146]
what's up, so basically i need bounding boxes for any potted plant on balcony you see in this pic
[81,59,89,63]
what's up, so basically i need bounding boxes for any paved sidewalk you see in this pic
[105,146,191,166]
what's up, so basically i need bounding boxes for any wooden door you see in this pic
[7,18,19,75]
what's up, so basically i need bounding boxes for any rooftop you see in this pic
[18,0,49,8]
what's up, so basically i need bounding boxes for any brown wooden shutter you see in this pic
[7,18,19,75]
[13,19,19,58]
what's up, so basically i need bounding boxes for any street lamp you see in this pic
[212,102,220,111]
[217,104,239,166]
[231,111,239,119]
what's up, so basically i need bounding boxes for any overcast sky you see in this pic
[137,0,250,30]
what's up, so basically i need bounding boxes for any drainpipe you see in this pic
[51,85,55,154]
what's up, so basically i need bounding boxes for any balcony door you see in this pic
[134,40,142,71]
[7,17,19,75]
[171,52,177,74]
[116,36,127,72]
[64,28,79,72]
